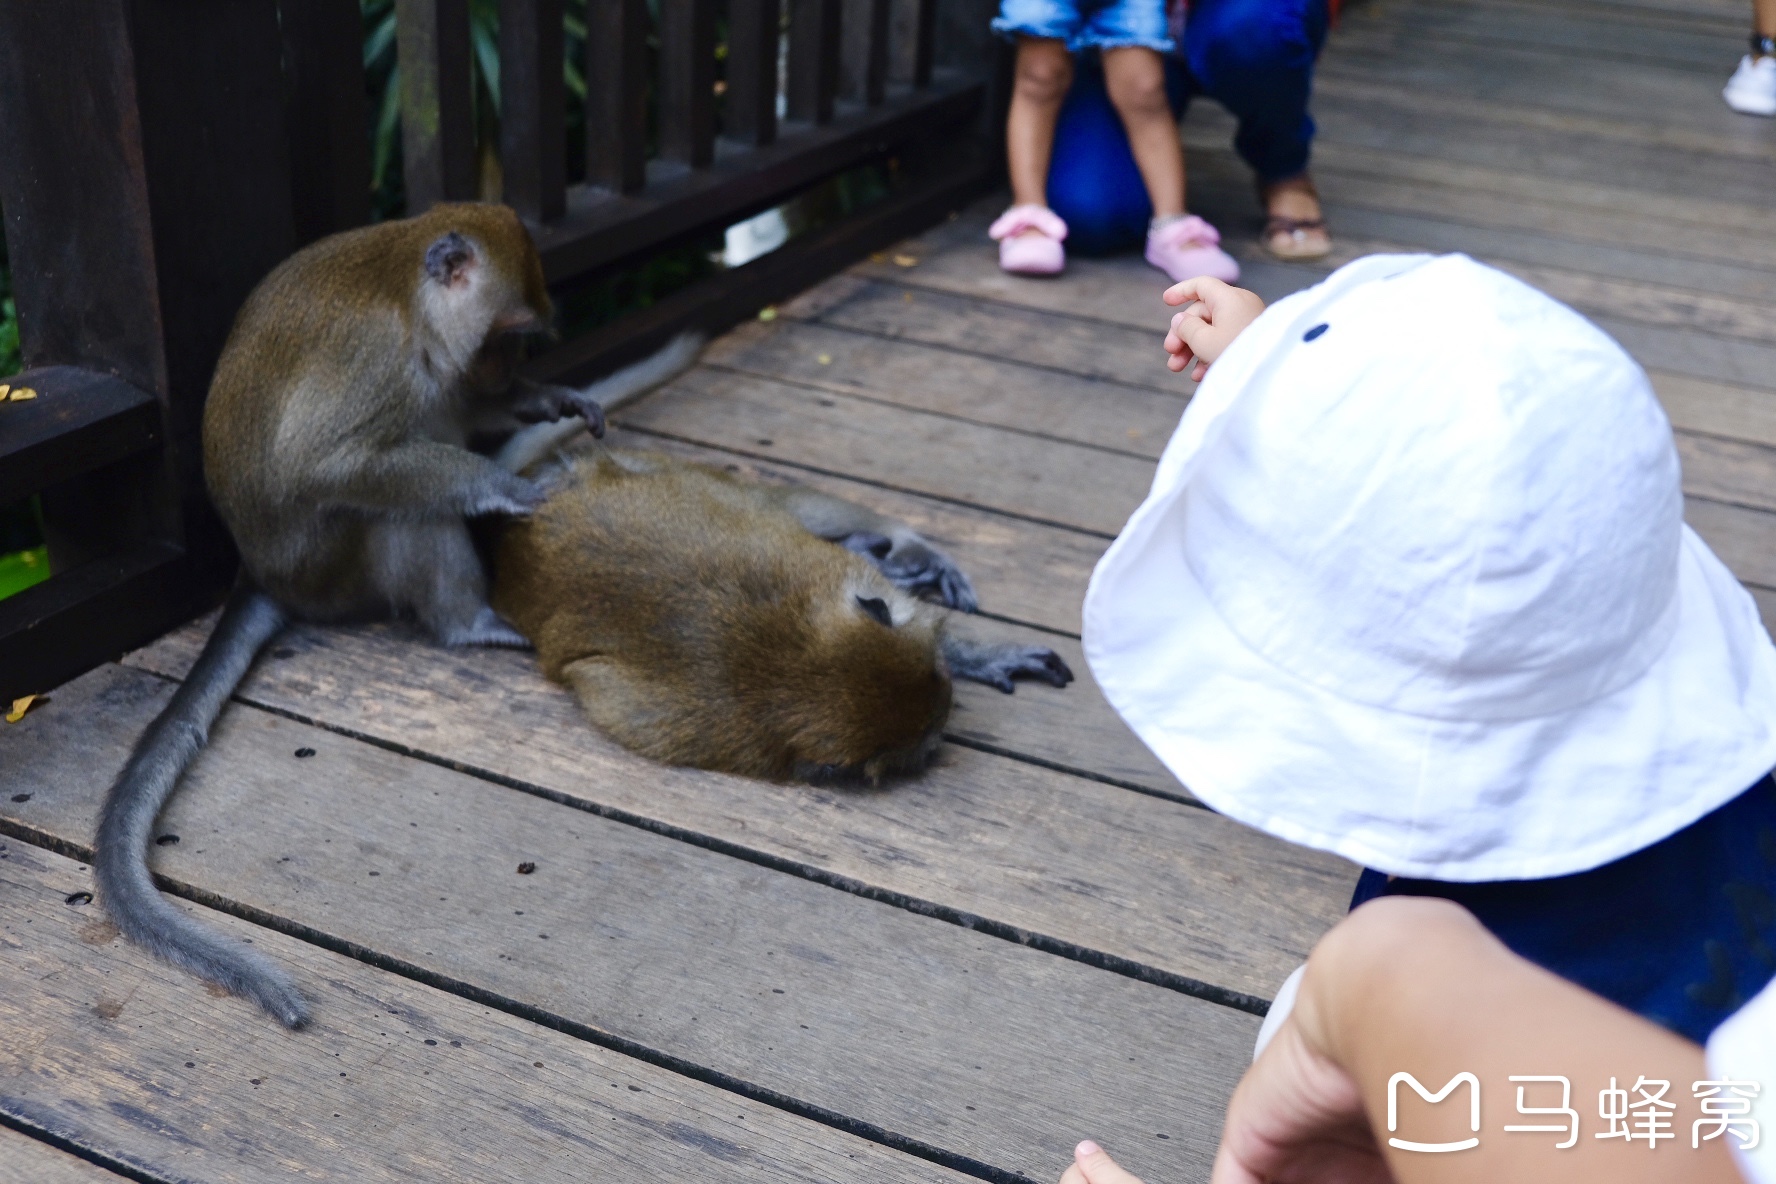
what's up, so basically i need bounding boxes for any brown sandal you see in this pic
[1262,214,1332,261]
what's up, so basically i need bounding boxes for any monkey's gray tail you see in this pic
[496,330,704,473]
[93,586,309,1028]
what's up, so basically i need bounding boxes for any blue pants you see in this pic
[1352,774,1776,1044]
[1170,0,1330,183]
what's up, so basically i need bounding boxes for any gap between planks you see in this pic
[3,665,1273,1184]
[0,837,993,1184]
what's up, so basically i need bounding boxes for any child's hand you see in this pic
[1059,1140,1146,1184]
[1162,278,1266,381]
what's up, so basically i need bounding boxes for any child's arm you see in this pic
[1060,897,1741,1184]
[1162,278,1266,380]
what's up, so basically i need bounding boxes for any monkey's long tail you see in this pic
[92,585,308,1028]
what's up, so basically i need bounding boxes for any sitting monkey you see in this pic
[491,427,1073,782]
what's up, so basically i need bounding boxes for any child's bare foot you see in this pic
[1261,175,1331,260]
[1059,1141,1146,1184]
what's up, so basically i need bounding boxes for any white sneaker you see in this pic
[1724,54,1776,115]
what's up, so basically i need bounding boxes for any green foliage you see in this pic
[362,0,598,220]
[0,203,19,380]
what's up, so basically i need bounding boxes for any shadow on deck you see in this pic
[4,0,1775,1179]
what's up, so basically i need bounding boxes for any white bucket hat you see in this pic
[1084,253,1776,881]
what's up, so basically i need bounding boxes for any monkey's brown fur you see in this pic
[494,451,953,781]
[204,201,556,629]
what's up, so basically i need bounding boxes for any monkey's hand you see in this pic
[467,472,552,518]
[842,531,980,613]
[510,380,607,439]
[941,637,1075,694]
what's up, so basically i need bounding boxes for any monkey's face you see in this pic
[418,205,555,371]
[787,580,953,784]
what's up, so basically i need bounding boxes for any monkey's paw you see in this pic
[844,533,980,612]
[948,643,1074,693]
[471,475,550,518]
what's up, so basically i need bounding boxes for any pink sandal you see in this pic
[989,204,1068,276]
[1145,214,1240,283]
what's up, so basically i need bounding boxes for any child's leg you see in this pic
[1006,37,1074,214]
[1100,46,1184,221]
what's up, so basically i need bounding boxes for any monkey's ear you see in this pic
[423,231,476,287]
[855,595,893,627]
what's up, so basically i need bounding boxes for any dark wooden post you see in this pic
[500,0,568,221]
[839,0,890,105]
[397,0,477,209]
[0,0,298,696]
[659,0,717,167]
[280,0,374,245]
[787,0,842,123]
[726,0,780,146]
[890,0,937,87]
[586,0,649,193]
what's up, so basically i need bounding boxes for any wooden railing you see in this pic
[0,0,996,702]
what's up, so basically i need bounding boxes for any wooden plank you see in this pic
[584,0,649,193]
[787,0,843,124]
[1331,0,1735,70]
[0,1126,131,1184]
[500,0,568,222]
[941,620,1188,799]
[785,274,1179,392]
[279,0,374,245]
[0,838,980,1184]
[726,0,781,146]
[115,619,1354,1004]
[617,365,1154,535]
[1302,94,1776,211]
[0,368,161,509]
[1687,497,1776,591]
[1676,432,1776,515]
[396,0,477,208]
[702,318,1185,459]
[1654,373,1776,451]
[658,0,717,167]
[5,665,1284,1183]
[624,432,1107,635]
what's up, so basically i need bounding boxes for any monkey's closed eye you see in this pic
[855,595,893,627]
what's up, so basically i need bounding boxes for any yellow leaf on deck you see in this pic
[757,306,778,322]
[817,354,832,365]
[892,254,918,267]
[0,384,10,399]
[9,387,36,401]
[6,695,37,723]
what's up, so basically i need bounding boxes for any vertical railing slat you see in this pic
[500,0,567,221]
[279,0,373,245]
[396,0,476,209]
[586,0,648,192]
[839,0,889,105]
[911,0,936,86]
[727,0,780,145]
[659,0,717,167]
[787,0,841,123]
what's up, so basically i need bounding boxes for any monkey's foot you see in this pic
[844,533,980,613]
[945,641,1074,693]
[446,607,533,649]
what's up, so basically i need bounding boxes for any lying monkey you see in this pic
[491,425,1074,782]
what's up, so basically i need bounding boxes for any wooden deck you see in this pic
[5,0,1776,1179]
